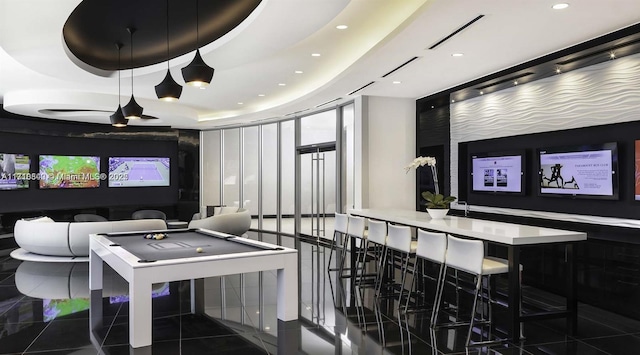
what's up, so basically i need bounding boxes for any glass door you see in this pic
[296,143,337,240]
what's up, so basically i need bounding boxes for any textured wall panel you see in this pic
[451,53,640,226]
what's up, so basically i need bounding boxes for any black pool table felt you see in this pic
[101,230,281,262]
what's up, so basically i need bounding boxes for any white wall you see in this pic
[364,96,416,209]
[451,52,640,226]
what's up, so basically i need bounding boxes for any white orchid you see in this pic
[405,156,436,173]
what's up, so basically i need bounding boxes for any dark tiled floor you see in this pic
[0,232,639,354]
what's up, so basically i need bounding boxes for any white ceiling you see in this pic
[1,0,640,130]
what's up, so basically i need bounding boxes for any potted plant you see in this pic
[422,191,456,219]
[405,156,457,219]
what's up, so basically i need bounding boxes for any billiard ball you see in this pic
[196,247,203,253]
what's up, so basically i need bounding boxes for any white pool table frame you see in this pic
[89,228,298,348]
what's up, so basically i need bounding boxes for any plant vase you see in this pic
[427,208,449,219]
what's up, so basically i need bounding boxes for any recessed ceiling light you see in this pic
[480,91,484,95]
[336,25,348,30]
[514,80,518,85]
[294,70,303,74]
[258,94,265,97]
[609,52,616,59]
[451,53,464,57]
[451,99,455,103]
[278,83,286,86]
[311,53,321,57]
[238,102,244,105]
[393,81,401,84]
[552,3,569,10]
[555,67,562,74]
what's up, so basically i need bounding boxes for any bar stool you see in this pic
[433,235,510,346]
[403,229,447,324]
[338,215,366,279]
[382,224,416,309]
[327,213,348,272]
[358,219,387,292]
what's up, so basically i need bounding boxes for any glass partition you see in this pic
[261,124,278,231]
[222,129,240,208]
[201,130,221,211]
[280,120,295,235]
[243,126,259,228]
[201,102,354,235]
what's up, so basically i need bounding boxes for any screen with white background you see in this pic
[539,149,614,196]
[471,155,522,193]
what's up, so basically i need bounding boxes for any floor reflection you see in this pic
[1,232,640,354]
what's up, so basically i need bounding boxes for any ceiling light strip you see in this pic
[347,81,376,96]
[315,98,342,108]
[428,15,485,50]
[381,57,420,78]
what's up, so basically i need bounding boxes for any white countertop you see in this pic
[348,208,587,245]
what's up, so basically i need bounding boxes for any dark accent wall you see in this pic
[415,99,451,210]
[461,121,639,219]
[0,107,199,224]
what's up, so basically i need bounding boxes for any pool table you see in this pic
[89,228,298,348]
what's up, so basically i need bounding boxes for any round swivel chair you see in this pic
[132,210,167,221]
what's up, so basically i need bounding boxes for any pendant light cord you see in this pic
[128,28,135,96]
[117,43,121,103]
[166,0,170,70]
[196,0,199,47]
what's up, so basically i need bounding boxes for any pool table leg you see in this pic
[277,253,299,321]
[89,249,103,290]
[129,277,153,348]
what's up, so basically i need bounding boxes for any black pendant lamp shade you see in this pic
[123,95,143,119]
[155,71,183,101]
[110,42,128,127]
[182,49,214,87]
[182,0,214,87]
[122,27,143,119]
[155,0,182,101]
[110,105,127,127]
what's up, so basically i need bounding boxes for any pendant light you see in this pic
[155,0,182,101]
[122,27,144,119]
[110,42,128,127]
[181,0,214,87]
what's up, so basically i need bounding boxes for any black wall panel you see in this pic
[461,120,640,219]
[0,131,178,213]
[0,108,197,218]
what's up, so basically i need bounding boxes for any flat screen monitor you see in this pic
[635,140,640,201]
[538,142,618,199]
[470,152,524,194]
[108,157,170,187]
[0,153,30,190]
[38,155,101,189]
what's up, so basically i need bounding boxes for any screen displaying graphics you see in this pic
[108,157,170,187]
[471,154,524,193]
[39,155,100,189]
[0,153,30,190]
[635,140,640,201]
[538,142,618,199]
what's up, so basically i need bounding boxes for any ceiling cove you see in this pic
[63,0,261,70]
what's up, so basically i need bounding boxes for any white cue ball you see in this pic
[196,247,203,253]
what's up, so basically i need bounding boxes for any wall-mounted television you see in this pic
[0,153,30,190]
[108,157,170,187]
[39,155,101,189]
[470,151,525,194]
[538,142,618,199]
[635,140,640,201]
